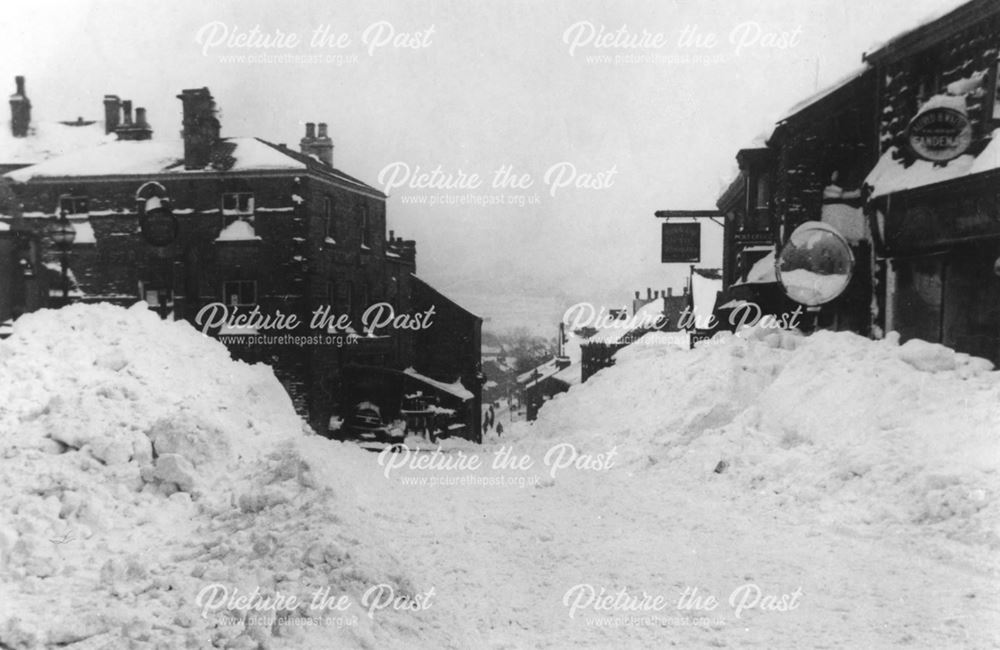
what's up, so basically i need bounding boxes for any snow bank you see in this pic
[0,303,473,649]
[514,326,1000,550]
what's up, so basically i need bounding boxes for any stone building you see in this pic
[0,85,482,437]
[863,0,1000,362]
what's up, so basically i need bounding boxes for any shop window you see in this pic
[59,195,89,215]
[222,192,254,214]
[223,280,257,307]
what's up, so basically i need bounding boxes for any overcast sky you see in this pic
[2,0,965,333]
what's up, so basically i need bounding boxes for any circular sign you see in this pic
[141,209,178,247]
[906,107,972,162]
[776,221,855,307]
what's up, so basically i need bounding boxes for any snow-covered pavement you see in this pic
[1,304,998,649]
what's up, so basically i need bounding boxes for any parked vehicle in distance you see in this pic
[329,401,405,451]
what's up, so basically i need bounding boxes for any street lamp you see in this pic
[49,210,76,304]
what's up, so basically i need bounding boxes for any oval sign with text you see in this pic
[906,107,972,162]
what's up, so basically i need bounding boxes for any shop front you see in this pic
[869,170,1000,363]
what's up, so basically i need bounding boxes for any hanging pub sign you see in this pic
[905,104,972,162]
[661,222,701,263]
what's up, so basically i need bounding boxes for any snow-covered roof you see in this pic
[777,66,869,124]
[4,137,308,182]
[215,219,260,242]
[403,367,474,401]
[0,120,114,166]
[551,363,581,388]
[865,128,1000,199]
[862,0,979,63]
[587,297,665,346]
[2,136,385,198]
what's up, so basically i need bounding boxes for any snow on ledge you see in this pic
[215,219,261,242]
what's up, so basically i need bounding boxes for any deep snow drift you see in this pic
[515,325,1000,554]
[0,303,475,649]
[2,303,998,649]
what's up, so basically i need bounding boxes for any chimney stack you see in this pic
[177,88,220,170]
[103,95,121,134]
[9,75,31,138]
[114,102,152,141]
[300,121,333,167]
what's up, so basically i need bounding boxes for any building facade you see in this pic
[863,0,1000,362]
[0,86,483,436]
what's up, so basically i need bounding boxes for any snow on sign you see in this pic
[906,102,972,162]
[661,222,700,263]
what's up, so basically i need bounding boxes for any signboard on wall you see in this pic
[661,222,701,263]
[905,106,972,162]
[733,230,772,247]
[882,181,1000,253]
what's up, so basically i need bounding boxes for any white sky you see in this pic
[1,0,966,332]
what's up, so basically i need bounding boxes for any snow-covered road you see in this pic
[355,442,1000,649]
[1,305,997,649]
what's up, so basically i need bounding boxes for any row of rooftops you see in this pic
[2,77,384,197]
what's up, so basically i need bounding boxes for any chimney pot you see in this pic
[121,100,133,126]
[302,121,333,166]
[667,287,673,297]
[634,291,640,299]
[135,107,147,127]
[103,95,121,134]
[389,230,394,240]
[654,290,660,299]
[14,76,25,96]
[646,287,652,299]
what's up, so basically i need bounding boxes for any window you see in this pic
[223,280,257,307]
[360,204,370,248]
[222,192,254,214]
[324,196,336,242]
[59,195,89,215]
[755,173,771,210]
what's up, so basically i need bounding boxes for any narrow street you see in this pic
[344,440,1000,648]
